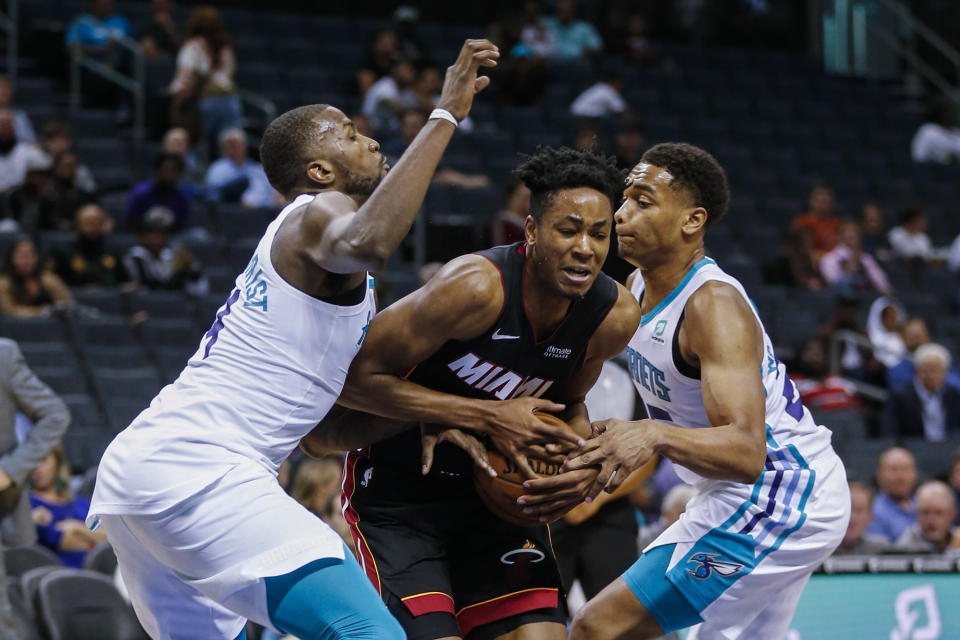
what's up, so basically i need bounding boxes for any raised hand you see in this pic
[436,39,499,121]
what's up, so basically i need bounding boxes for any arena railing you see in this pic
[68,34,145,144]
[0,0,18,81]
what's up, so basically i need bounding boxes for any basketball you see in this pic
[473,411,579,527]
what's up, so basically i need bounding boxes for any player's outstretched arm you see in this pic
[338,255,581,477]
[563,281,768,499]
[301,40,498,274]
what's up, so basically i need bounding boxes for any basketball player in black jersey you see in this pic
[301,146,640,640]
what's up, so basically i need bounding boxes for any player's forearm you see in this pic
[651,421,765,484]
[300,406,412,457]
[560,401,590,439]
[338,119,455,265]
[339,373,496,434]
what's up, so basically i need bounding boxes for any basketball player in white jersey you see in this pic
[82,40,569,640]
[519,143,850,639]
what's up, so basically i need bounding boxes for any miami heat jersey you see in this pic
[91,193,377,518]
[626,258,834,489]
[370,241,619,476]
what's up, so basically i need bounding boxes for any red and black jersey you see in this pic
[368,241,619,478]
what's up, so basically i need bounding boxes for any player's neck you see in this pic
[638,246,706,311]
[521,264,574,341]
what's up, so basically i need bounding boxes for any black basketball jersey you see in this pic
[367,242,620,479]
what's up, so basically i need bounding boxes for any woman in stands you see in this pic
[170,6,241,158]
[29,444,106,568]
[0,238,72,317]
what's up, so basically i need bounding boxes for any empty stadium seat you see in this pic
[3,546,62,579]
[83,543,118,577]
[38,569,149,640]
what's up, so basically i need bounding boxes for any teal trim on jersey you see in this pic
[622,544,705,633]
[786,443,809,469]
[639,258,716,327]
[765,425,780,449]
[756,468,816,565]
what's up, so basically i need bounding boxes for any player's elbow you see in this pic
[735,437,767,484]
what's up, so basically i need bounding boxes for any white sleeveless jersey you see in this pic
[91,194,376,516]
[626,258,834,489]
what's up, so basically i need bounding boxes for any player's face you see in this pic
[316,108,388,196]
[614,162,696,267]
[527,187,611,298]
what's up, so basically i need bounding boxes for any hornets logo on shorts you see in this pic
[686,553,744,580]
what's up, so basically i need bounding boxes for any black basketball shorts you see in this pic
[342,449,567,640]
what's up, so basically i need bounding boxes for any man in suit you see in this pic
[883,342,960,440]
[0,337,70,639]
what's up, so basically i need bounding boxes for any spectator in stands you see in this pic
[817,295,879,382]
[64,0,132,59]
[866,296,906,369]
[790,183,840,258]
[885,317,960,390]
[888,203,935,263]
[618,13,659,67]
[382,109,427,162]
[392,5,433,71]
[362,59,419,135]
[0,336,70,631]
[0,238,73,317]
[1,153,56,237]
[859,202,889,260]
[125,152,191,233]
[882,343,960,441]
[819,220,890,295]
[0,109,46,195]
[636,484,697,551]
[773,226,825,290]
[161,126,204,189]
[893,481,960,554]
[357,29,399,97]
[123,206,208,297]
[489,179,530,246]
[866,446,917,543]
[910,97,960,164]
[139,0,181,60]
[0,75,36,143]
[41,121,99,193]
[497,43,549,108]
[834,482,890,555]
[789,338,861,413]
[170,6,241,158]
[519,0,556,58]
[205,128,279,208]
[542,0,603,61]
[47,150,98,231]
[570,66,627,119]
[51,204,127,288]
[29,444,107,568]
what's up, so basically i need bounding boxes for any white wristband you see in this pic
[429,108,458,127]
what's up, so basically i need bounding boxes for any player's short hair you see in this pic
[640,142,730,227]
[513,146,623,222]
[260,104,331,196]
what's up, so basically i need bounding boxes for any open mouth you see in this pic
[562,266,591,284]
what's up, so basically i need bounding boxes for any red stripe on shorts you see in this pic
[456,587,558,637]
[341,449,381,595]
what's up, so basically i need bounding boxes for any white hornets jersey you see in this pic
[626,258,834,489]
[91,194,376,516]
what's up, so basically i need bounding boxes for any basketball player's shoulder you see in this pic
[684,280,760,349]
[416,253,506,333]
[298,191,357,223]
[625,268,641,291]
